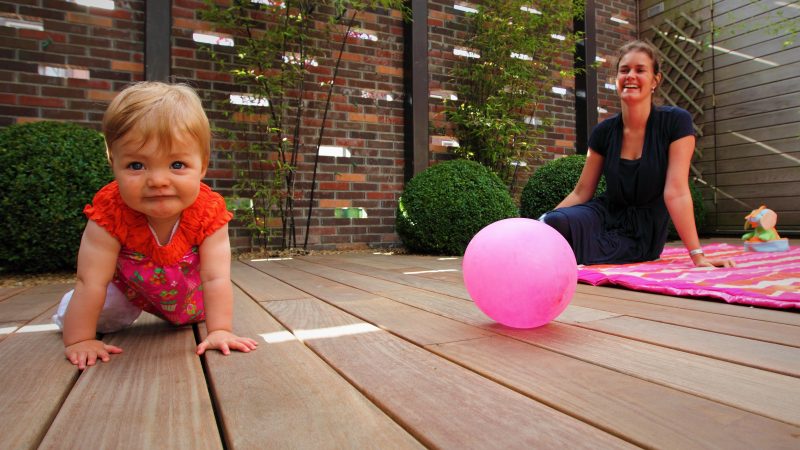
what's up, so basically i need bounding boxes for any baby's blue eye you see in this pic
[128,162,144,170]
[171,161,185,170]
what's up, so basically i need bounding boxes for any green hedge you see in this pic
[520,155,606,219]
[0,121,112,273]
[396,159,518,255]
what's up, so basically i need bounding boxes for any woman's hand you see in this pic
[65,339,123,370]
[691,253,736,268]
[196,330,258,356]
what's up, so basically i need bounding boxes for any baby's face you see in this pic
[110,131,207,227]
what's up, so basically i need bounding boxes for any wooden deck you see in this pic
[1,252,799,449]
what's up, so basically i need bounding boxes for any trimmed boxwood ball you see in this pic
[519,155,606,219]
[396,159,518,255]
[0,121,112,273]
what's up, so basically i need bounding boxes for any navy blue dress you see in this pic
[543,106,695,264]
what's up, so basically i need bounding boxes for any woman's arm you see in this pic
[554,149,605,209]
[196,224,258,355]
[664,135,734,268]
[63,220,123,369]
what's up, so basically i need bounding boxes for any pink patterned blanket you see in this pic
[577,243,800,309]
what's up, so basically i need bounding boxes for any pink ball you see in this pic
[462,218,577,328]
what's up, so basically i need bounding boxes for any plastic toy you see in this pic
[742,205,790,252]
[462,218,576,329]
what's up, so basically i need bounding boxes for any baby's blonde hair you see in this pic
[102,82,211,167]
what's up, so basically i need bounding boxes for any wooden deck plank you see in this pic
[501,323,800,426]
[567,315,800,377]
[39,314,222,450]
[575,284,800,326]
[352,254,462,270]
[231,260,308,301]
[303,255,800,347]
[261,259,649,340]
[243,262,491,346]
[4,252,799,448]
[251,259,620,344]
[414,270,465,283]
[200,286,422,449]
[0,302,77,450]
[245,260,800,448]
[248,260,489,329]
[552,304,623,323]
[334,254,461,273]
[0,286,29,302]
[238,261,384,304]
[0,283,68,323]
[571,292,800,347]
[0,321,22,343]
[312,253,800,328]
[307,253,432,271]
[263,297,635,449]
[431,336,800,449]
[297,255,470,299]
[267,258,800,426]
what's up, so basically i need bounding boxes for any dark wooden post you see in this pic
[403,0,429,181]
[574,0,598,154]
[145,0,171,81]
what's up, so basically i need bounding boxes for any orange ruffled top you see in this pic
[84,181,233,266]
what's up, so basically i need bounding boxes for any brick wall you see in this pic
[0,0,144,128]
[0,0,637,252]
[427,1,582,167]
[168,2,407,251]
[427,0,464,164]
[593,0,638,122]
[426,1,637,196]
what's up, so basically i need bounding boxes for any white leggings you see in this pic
[52,283,143,334]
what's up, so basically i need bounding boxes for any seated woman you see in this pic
[541,40,734,268]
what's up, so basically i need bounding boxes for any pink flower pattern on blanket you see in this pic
[112,246,205,325]
[578,243,800,309]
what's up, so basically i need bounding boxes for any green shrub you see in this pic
[396,159,518,255]
[0,121,112,273]
[520,155,606,219]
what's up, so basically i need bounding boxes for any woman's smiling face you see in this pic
[616,50,661,103]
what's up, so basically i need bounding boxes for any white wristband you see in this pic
[689,248,704,256]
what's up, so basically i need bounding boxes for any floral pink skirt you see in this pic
[112,246,205,326]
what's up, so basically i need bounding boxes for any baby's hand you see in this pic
[65,339,123,370]
[196,330,258,356]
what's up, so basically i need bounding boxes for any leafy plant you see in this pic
[0,121,112,273]
[396,159,518,255]
[200,0,407,251]
[519,155,605,219]
[446,0,585,186]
